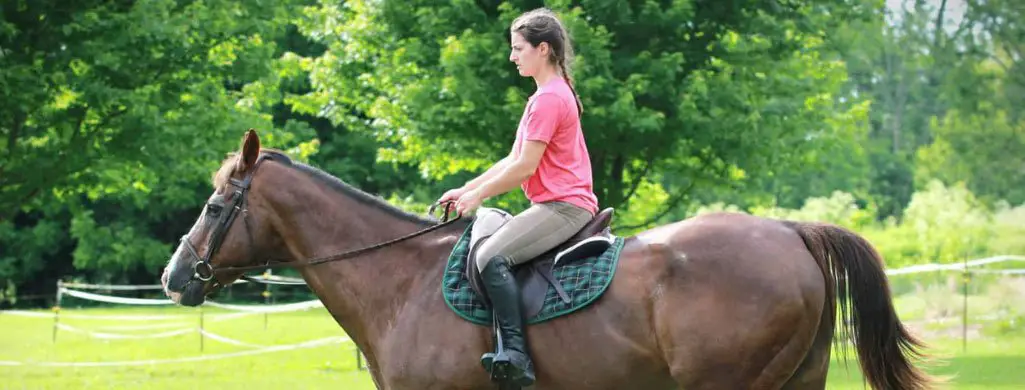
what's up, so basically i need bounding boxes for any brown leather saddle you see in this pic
[466,208,615,319]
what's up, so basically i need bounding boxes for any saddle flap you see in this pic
[515,259,555,319]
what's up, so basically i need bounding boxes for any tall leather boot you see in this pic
[479,256,535,387]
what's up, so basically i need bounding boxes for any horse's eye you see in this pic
[206,204,223,218]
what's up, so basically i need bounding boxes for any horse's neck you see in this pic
[263,167,455,361]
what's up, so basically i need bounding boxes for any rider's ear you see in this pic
[238,129,261,172]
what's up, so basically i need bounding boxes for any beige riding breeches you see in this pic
[474,201,593,272]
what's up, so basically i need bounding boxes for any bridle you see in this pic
[179,153,461,288]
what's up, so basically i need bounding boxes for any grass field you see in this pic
[1,302,1022,389]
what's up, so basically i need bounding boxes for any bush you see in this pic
[685,179,1018,269]
[991,202,1025,256]
[903,180,992,263]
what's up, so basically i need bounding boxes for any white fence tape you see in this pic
[59,274,305,291]
[0,336,350,367]
[61,282,164,291]
[198,329,266,349]
[56,323,194,340]
[970,269,1025,275]
[202,299,324,313]
[0,310,189,321]
[98,322,192,331]
[54,322,273,350]
[205,311,263,322]
[884,255,1025,276]
[56,287,325,313]
[61,288,173,305]
[0,309,290,322]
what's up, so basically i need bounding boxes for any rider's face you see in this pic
[509,32,548,78]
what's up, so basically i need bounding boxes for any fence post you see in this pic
[200,305,205,353]
[263,270,272,330]
[962,251,969,353]
[52,280,63,344]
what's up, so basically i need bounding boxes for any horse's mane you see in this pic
[212,149,436,226]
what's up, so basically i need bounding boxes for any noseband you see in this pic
[178,154,460,287]
[180,155,265,286]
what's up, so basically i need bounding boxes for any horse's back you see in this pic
[623,211,820,284]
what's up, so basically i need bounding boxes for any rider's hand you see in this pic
[455,188,484,216]
[437,186,468,205]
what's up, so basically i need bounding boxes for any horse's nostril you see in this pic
[164,266,189,293]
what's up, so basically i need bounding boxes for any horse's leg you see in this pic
[663,298,822,390]
[747,307,824,389]
[780,299,835,390]
[644,215,827,389]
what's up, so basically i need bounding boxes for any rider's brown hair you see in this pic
[511,8,583,115]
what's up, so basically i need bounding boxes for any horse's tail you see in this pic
[784,221,934,390]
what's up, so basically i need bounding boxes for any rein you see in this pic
[181,153,463,287]
[215,204,461,276]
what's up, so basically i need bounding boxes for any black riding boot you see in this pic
[479,256,535,387]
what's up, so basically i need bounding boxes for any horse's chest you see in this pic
[375,345,491,389]
[375,315,493,389]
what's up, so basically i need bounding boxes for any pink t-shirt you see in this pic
[512,77,599,215]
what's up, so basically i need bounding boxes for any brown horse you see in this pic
[162,130,934,390]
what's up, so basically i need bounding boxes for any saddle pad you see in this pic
[442,223,626,326]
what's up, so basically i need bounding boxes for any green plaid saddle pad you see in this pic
[442,222,626,326]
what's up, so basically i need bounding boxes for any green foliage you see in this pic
[916,105,1025,206]
[290,0,870,227]
[2,0,1023,301]
[0,214,68,285]
[691,180,1021,268]
[69,210,171,274]
[0,0,303,218]
[614,175,669,235]
[0,0,316,290]
[903,180,992,262]
[750,191,877,229]
[990,202,1025,256]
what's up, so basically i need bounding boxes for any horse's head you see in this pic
[162,129,283,306]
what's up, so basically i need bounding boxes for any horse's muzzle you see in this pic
[177,281,208,307]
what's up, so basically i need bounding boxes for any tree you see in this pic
[288,0,871,229]
[914,0,1025,206]
[828,0,988,219]
[0,0,314,297]
[0,0,309,220]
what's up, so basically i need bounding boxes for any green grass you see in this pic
[1,305,1023,389]
[0,306,377,390]
[825,335,1025,389]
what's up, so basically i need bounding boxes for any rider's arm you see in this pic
[462,152,513,191]
[473,141,545,200]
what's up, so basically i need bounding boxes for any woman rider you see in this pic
[436,8,598,387]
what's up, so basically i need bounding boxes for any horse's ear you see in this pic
[239,129,261,172]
